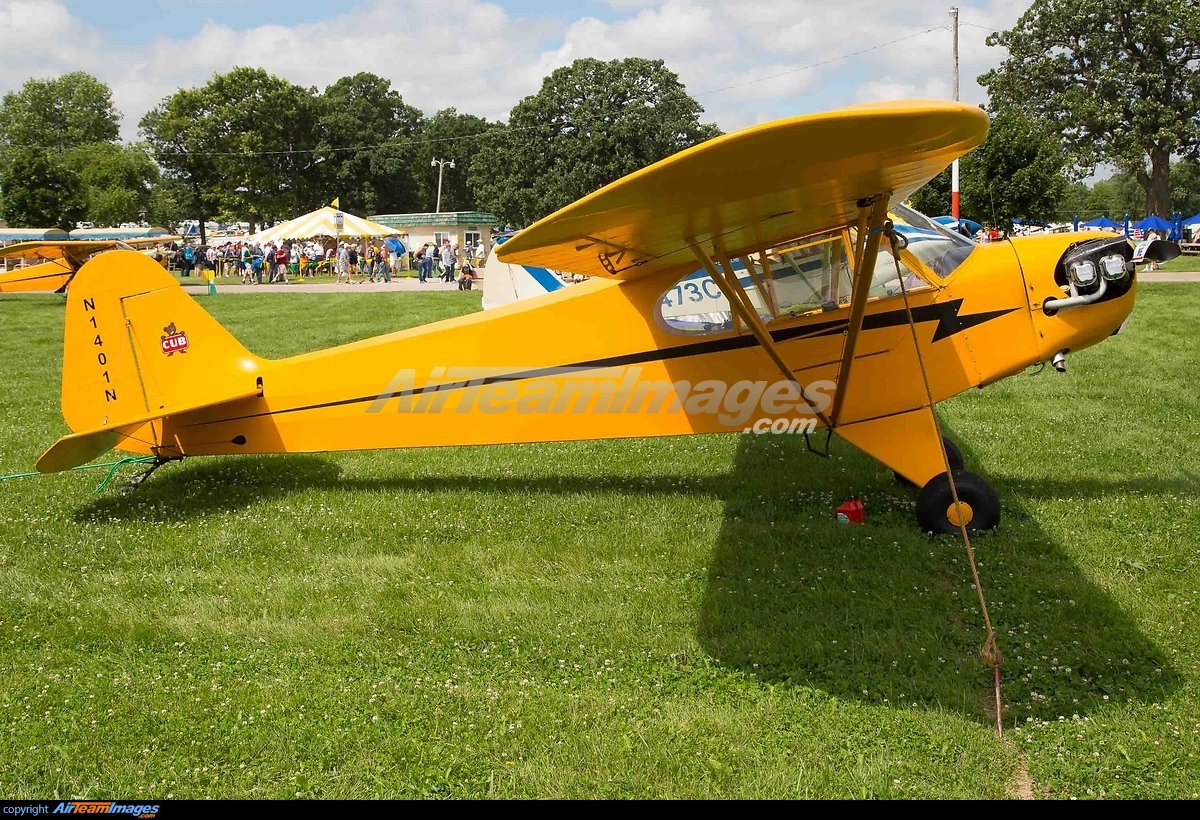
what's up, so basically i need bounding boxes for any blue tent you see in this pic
[1082,216,1121,229]
[0,228,68,242]
[1183,212,1200,227]
[1131,215,1173,232]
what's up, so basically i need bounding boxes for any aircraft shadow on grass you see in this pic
[73,434,1180,725]
[693,431,1181,725]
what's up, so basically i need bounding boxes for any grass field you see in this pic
[1153,255,1200,273]
[1,283,1198,798]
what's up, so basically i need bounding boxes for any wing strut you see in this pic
[829,194,891,426]
[689,242,833,430]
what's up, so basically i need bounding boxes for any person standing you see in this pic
[442,241,456,282]
[377,246,392,283]
[180,243,195,277]
[336,243,348,284]
[290,242,300,281]
[347,243,360,284]
[415,244,428,283]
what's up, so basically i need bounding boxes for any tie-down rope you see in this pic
[0,455,159,493]
[884,223,1004,738]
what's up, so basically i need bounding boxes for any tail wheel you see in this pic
[894,436,965,486]
[916,469,1000,534]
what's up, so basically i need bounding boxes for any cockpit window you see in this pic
[658,224,941,335]
[890,203,975,278]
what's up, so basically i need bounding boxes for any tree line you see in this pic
[1,1,1196,237]
[0,59,719,244]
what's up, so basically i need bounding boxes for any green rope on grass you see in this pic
[0,455,160,492]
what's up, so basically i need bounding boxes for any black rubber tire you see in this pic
[916,469,1001,534]
[894,436,965,486]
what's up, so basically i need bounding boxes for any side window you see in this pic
[847,227,931,299]
[762,233,853,317]
[657,228,933,336]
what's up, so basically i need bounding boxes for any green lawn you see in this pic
[1151,255,1200,273]
[0,284,1197,798]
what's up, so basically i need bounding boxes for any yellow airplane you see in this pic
[31,100,1176,532]
[0,237,179,294]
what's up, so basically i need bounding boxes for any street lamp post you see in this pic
[431,158,455,213]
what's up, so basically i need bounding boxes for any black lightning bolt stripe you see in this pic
[182,300,1016,428]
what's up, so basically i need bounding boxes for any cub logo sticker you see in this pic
[160,322,189,356]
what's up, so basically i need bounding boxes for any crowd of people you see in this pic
[149,236,489,289]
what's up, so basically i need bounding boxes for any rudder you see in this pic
[59,250,263,453]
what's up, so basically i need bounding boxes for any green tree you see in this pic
[470,58,720,226]
[908,108,1069,229]
[1088,172,1146,221]
[64,143,159,227]
[1171,158,1200,217]
[0,72,119,165]
[142,67,324,241]
[908,171,950,217]
[141,89,223,243]
[318,73,424,215]
[147,176,190,228]
[980,0,1200,217]
[0,150,87,229]
[203,68,324,225]
[407,108,496,213]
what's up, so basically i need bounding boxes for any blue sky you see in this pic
[5,1,1033,140]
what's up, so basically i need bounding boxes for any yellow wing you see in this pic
[0,237,179,261]
[497,99,988,280]
[0,258,74,293]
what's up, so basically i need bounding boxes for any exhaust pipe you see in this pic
[1051,350,1067,373]
[1043,274,1107,314]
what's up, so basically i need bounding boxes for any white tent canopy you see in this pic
[253,207,398,243]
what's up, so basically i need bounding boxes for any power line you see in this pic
[7,21,994,160]
[960,21,1002,35]
[696,25,948,97]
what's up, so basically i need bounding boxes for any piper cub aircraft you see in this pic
[33,100,1175,532]
[0,237,176,294]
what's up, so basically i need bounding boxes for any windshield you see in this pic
[890,203,975,278]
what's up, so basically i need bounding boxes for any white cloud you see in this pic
[0,0,1031,141]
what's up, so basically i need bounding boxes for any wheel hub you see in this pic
[946,501,974,528]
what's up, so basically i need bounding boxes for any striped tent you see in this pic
[253,207,398,242]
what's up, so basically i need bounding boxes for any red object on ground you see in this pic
[836,497,865,524]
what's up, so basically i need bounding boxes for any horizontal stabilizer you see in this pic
[36,429,123,474]
[37,386,264,473]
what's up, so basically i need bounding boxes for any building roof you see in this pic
[369,211,498,229]
[70,227,173,240]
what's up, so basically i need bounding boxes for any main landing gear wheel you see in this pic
[916,469,1001,534]
[894,437,964,486]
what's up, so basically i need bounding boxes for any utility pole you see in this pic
[950,6,960,221]
[431,158,455,213]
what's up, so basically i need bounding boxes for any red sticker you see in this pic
[160,322,189,356]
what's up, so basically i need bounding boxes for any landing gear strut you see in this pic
[119,456,178,493]
[894,436,963,486]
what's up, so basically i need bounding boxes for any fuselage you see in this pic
[119,229,1135,468]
